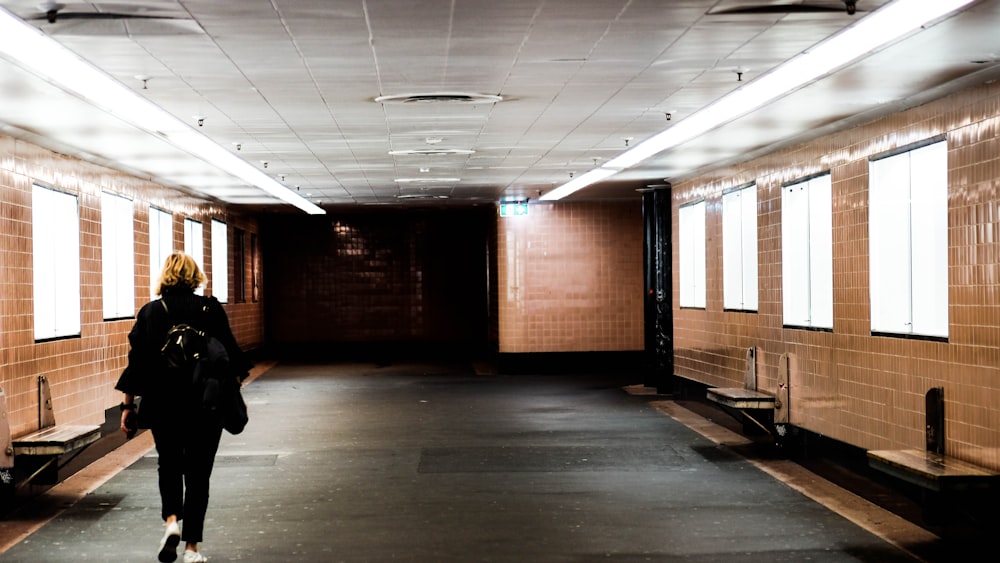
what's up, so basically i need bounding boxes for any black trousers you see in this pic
[151,414,224,543]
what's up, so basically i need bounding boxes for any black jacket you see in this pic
[115,289,251,425]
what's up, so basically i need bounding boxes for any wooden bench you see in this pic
[706,387,775,410]
[13,424,102,457]
[1,375,101,489]
[867,387,999,495]
[705,347,778,436]
[867,449,1000,494]
[706,346,776,407]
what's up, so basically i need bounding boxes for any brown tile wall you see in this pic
[259,209,492,353]
[672,80,1000,470]
[218,215,265,353]
[497,201,644,353]
[0,136,263,437]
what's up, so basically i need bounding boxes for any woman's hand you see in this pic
[120,394,137,438]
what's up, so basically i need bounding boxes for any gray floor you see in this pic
[0,362,920,562]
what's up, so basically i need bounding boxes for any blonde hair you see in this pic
[156,252,205,295]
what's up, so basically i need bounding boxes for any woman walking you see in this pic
[116,253,250,563]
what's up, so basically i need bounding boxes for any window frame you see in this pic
[184,218,205,295]
[148,207,173,298]
[722,183,758,312]
[101,191,136,320]
[211,219,229,303]
[678,200,707,309]
[234,228,247,303]
[32,183,82,341]
[781,172,833,330]
[868,137,949,340]
[250,232,259,303]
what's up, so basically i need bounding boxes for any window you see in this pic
[869,140,948,338]
[781,174,833,329]
[250,232,259,303]
[234,228,246,303]
[211,219,228,303]
[102,192,135,319]
[184,218,204,295]
[678,201,706,308]
[32,184,81,340]
[149,207,173,297]
[722,184,758,311]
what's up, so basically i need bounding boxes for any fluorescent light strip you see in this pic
[544,0,976,200]
[0,8,325,215]
[394,177,461,183]
[161,129,326,212]
[541,168,618,201]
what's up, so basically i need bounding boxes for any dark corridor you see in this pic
[261,208,496,360]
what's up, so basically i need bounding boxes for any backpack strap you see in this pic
[160,297,210,330]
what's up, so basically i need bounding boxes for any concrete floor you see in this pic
[0,362,964,562]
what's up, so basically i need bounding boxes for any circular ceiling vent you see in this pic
[388,149,475,156]
[375,92,503,105]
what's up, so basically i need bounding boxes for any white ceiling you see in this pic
[1,0,999,212]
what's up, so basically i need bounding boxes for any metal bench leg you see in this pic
[16,456,58,491]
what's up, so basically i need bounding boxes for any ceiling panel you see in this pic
[0,0,996,211]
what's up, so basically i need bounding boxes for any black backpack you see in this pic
[157,298,245,434]
[160,301,210,371]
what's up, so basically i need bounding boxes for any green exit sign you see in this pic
[499,203,528,217]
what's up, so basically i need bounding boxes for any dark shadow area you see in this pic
[1,406,141,520]
[667,378,999,563]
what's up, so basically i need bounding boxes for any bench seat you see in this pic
[13,424,101,457]
[867,449,1000,493]
[706,387,775,410]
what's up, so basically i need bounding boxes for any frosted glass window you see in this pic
[869,140,948,338]
[722,184,758,311]
[679,201,706,308]
[211,219,228,303]
[184,219,205,295]
[149,207,173,297]
[184,219,204,265]
[32,184,81,340]
[234,229,246,303]
[781,174,833,329]
[184,218,205,295]
[101,192,135,319]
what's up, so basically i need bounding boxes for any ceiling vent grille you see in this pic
[375,93,503,105]
[23,2,200,35]
[388,149,475,156]
[707,1,856,14]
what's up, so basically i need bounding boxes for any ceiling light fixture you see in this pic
[541,0,975,201]
[541,168,617,200]
[0,7,325,215]
[395,177,460,183]
[388,148,475,156]
[375,93,502,105]
[396,194,450,199]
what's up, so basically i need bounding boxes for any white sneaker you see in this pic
[157,522,181,562]
[183,550,208,563]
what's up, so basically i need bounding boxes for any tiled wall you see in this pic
[259,209,492,355]
[219,215,265,352]
[497,201,644,353]
[0,135,263,437]
[672,80,1000,470]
